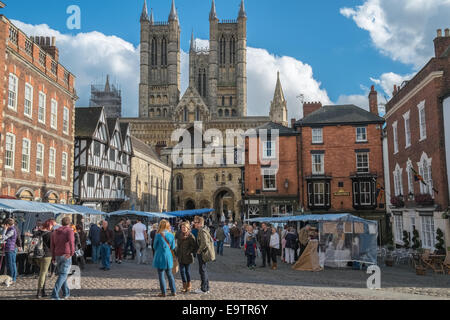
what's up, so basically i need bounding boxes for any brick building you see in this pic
[384,29,450,249]
[0,16,77,203]
[295,95,387,242]
[244,122,299,220]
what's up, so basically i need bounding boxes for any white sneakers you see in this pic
[193,288,209,294]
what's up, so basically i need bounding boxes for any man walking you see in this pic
[193,216,215,294]
[214,223,226,256]
[2,218,18,284]
[123,220,135,260]
[256,223,271,268]
[51,217,75,300]
[99,221,113,271]
[132,218,148,264]
[88,222,101,264]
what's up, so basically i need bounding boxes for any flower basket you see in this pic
[390,196,404,208]
[415,266,426,276]
[415,194,434,206]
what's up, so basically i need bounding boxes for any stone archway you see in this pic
[213,187,235,223]
[185,199,196,210]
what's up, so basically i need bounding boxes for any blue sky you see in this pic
[3,0,449,118]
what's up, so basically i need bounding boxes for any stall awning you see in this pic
[165,209,214,218]
[61,204,105,216]
[245,213,378,225]
[0,199,106,216]
[107,210,173,219]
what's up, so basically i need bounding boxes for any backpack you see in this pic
[28,233,45,259]
[200,229,216,263]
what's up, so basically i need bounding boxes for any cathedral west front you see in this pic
[122,0,289,220]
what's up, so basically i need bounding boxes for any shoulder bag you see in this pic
[161,233,179,274]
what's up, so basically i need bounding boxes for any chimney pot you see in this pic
[445,28,450,37]
[437,29,442,37]
[51,37,56,46]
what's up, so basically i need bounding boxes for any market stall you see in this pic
[246,214,378,268]
[165,208,214,218]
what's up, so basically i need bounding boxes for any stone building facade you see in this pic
[384,29,450,249]
[126,136,171,213]
[0,16,77,203]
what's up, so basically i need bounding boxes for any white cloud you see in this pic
[341,0,450,68]
[12,22,331,120]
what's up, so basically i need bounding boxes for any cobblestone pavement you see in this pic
[1,245,449,300]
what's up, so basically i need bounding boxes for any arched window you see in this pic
[161,38,167,66]
[195,107,200,121]
[163,108,167,118]
[196,174,203,191]
[219,35,226,65]
[230,36,236,64]
[197,69,207,98]
[225,109,230,117]
[215,174,219,182]
[229,96,233,106]
[232,109,237,117]
[151,37,157,66]
[156,108,161,117]
[184,107,188,122]
[176,175,183,191]
[228,174,232,181]
[222,96,225,106]
[218,109,223,117]
[149,108,155,118]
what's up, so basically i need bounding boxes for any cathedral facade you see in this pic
[122,0,289,220]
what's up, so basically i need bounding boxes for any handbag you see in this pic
[75,249,84,258]
[161,233,179,274]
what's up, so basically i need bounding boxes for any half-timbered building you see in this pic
[74,107,132,212]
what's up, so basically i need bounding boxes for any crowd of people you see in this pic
[1,214,319,299]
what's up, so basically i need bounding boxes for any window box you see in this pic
[414,193,434,207]
[390,195,405,208]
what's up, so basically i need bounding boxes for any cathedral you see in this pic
[122,0,289,219]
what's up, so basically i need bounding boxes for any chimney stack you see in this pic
[368,85,379,116]
[291,118,296,128]
[33,35,59,61]
[302,102,322,119]
[434,27,450,58]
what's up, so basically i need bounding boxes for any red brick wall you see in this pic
[299,124,385,211]
[245,135,299,197]
[0,17,76,202]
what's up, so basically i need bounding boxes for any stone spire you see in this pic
[270,71,288,127]
[105,75,111,92]
[149,7,154,24]
[190,30,195,51]
[140,0,149,22]
[238,0,246,19]
[168,0,178,21]
[210,0,218,20]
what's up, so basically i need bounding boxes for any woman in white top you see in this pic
[269,227,280,270]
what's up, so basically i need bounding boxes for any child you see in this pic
[244,235,257,270]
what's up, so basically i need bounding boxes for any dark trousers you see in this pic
[233,237,241,248]
[246,254,256,267]
[124,238,135,259]
[115,246,123,260]
[197,254,209,293]
[261,246,271,266]
[270,248,278,264]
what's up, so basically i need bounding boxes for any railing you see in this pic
[51,60,58,75]
[221,19,237,24]
[39,50,46,66]
[25,39,33,56]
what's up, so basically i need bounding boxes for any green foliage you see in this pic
[402,230,410,248]
[435,228,445,254]
[412,229,422,250]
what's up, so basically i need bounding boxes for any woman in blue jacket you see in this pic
[152,219,176,297]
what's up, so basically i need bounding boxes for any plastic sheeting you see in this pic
[246,214,378,267]
[107,210,173,219]
[165,208,214,218]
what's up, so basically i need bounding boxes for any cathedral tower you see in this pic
[270,72,288,127]
[207,0,247,119]
[139,0,181,119]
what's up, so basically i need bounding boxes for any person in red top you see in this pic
[50,217,75,300]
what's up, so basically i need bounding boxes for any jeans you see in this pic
[91,245,101,263]
[180,264,191,283]
[37,257,52,289]
[246,254,256,267]
[100,244,111,270]
[5,251,17,282]
[261,246,271,266]
[51,256,72,300]
[157,269,176,294]
[216,241,224,256]
[134,240,147,264]
[124,238,135,259]
[197,254,209,292]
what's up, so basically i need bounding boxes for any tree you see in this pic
[435,228,445,254]
[402,230,410,249]
[412,229,422,250]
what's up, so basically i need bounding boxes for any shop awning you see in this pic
[165,208,214,218]
[106,210,173,219]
